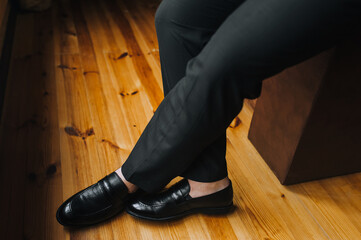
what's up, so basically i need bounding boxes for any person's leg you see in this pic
[121,0,361,193]
[154,0,246,183]
[117,0,247,195]
[117,0,247,197]
[57,0,361,226]
[117,0,246,196]
[57,0,247,227]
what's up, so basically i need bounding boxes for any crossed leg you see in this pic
[117,0,249,196]
[57,0,361,226]
[120,0,360,193]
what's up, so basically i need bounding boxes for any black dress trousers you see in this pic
[121,0,361,192]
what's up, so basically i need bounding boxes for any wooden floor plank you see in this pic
[226,107,330,240]
[290,179,361,240]
[59,1,131,239]
[116,0,163,90]
[78,1,159,238]
[79,0,137,152]
[227,144,295,240]
[54,53,102,240]
[103,0,163,112]
[0,8,65,240]
[52,0,78,54]
[1,0,360,239]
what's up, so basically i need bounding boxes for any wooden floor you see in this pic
[1,0,361,239]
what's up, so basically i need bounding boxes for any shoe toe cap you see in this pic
[56,200,75,226]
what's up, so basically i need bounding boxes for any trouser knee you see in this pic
[185,53,263,102]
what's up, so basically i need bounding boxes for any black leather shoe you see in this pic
[56,172,131,227]
[126,179,234,221]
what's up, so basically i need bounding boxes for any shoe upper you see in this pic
[126,179,233,219]
[56,172,129,226]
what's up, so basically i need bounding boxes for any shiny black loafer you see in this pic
[126,179,234,221]
[56,172,131,227]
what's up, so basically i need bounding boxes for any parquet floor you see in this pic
[0,0,360,239]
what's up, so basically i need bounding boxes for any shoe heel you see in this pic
[200,203,234,215]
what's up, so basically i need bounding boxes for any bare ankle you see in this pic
[187,177,230,198]
[115,168,138,193]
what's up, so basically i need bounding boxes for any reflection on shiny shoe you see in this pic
[126,179,234,221]
[56,172,131,227]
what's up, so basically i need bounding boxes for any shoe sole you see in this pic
[125,203,234,221]
[56,206,125,228]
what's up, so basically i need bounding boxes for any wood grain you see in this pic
[0,0,9,56]
[0,7,64,240]
[0,0,360,239]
